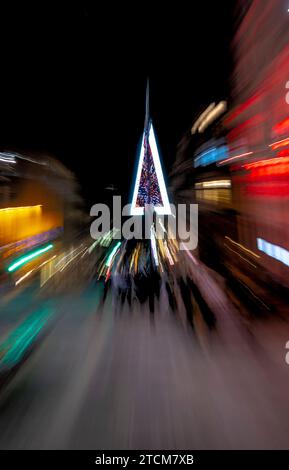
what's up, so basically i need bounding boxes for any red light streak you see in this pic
[269,137,289,150]
[244,156,289,170]
[219,152,253,165]
[224,92,262,126]
[247,183,289,197]
[273,117,289,136]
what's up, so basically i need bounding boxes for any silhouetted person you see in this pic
[178,276,194,328]
[166,280,177,312]
[187,277,216,329]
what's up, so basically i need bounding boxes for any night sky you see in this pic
[0,2,236,207]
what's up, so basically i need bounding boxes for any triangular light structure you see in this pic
[130,81,171,216]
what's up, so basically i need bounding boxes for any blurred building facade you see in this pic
[171,0,289,304]
[224,0,289,289]
[0,151,84,280]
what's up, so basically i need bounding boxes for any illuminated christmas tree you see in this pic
[130,80,171,216]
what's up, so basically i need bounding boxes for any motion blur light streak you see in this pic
[244,156,289,170]
[243,156,289,179]
[59,247,87,272]
[225,236,260,259]
[39,255,59,287]
[183,245,198,265]
[195,180,231,189]
[0,307,53,368]
[7,244,54,272]
[218,151,253,165]
[224,92,262,126]
[276,149,289,158]
[224,243,257,268]
[0,228,62,257]
[257,238,289,267]
[3,150,48,166]
[0,155,16,164]
[0,205,42,212]
[105,241,122,268]
[194,145,228,167]
[197,101,227,133]
[150,225,159,266]
[191,103,215,134]
[163,240,174,266]
[269,137,289,150]
[15,269,35,286]
[273,117,289,135]
[55,245,85,271]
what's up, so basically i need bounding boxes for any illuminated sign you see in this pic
[194,145,228,168]
[257,238,289,267]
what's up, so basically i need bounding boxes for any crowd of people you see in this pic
[97,239,216,332]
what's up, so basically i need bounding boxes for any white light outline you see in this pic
[150,225,159,266]
[130,132,145,216]
[130,123,171,215]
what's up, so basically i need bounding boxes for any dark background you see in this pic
[0,2,236,206]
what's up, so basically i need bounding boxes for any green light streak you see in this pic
[0,307,53,368]
[105,241,121,267]
[8,244,54,273]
